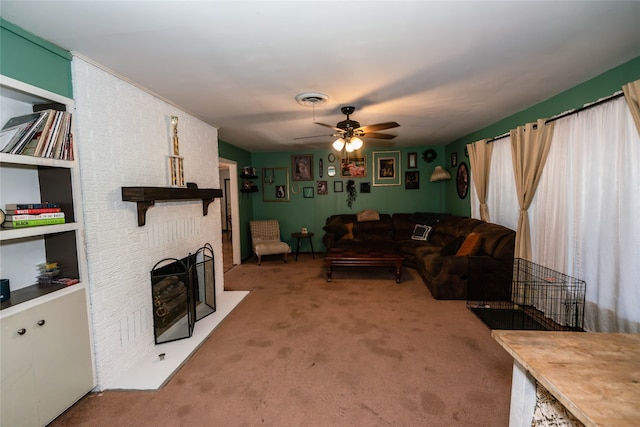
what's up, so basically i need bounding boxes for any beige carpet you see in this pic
[52,257,513,426]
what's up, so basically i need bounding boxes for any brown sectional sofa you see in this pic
[322,212,515,300]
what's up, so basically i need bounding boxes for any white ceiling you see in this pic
[2,1,640,152]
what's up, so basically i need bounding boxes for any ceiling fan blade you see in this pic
[293,134,334,140]
[363,132,397,140]
[357,121,400,133]
[315,122,344,132]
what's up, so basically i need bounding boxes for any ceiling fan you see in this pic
[298,106,400,152]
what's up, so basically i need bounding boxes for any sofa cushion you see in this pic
[356,209,380,222]
[457,232,482,256]
[341,223,355,240]
[440,236,465,256]
[323,217,348,239]
[411,224,432,241]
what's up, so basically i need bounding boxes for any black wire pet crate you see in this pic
[467,258,586,331]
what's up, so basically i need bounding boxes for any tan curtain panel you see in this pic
[467,139,493,221]
[510,119,555,260]
[623,79,640,135]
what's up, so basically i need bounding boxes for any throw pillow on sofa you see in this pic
[440,236,465,256]
[456,232,482,256]
[341,223,355,240]
[323,217,348,239]
[411,224,432,241]
[356,209,380,222]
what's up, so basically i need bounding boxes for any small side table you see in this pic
[291,232,315,261]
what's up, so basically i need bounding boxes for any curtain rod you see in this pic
[486,91,625,143]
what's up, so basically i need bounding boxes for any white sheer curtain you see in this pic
[530,97,640,332]
[471,135,518,231]
[471,97,640,332]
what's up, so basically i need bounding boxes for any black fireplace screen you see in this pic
[150,243,216,344]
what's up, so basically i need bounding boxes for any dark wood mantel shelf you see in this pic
[121,186,223,226]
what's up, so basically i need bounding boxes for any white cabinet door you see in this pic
[32,288,94,425]
[0,309,39,427]
[0,288,94,426]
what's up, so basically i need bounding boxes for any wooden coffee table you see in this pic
[324,247,404,283]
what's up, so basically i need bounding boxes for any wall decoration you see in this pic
[328,153,336,163]
[405,171,419,189]
[422,148,437,163]
[262,167,289,202]
[303,187,314,198]
[346,179,357,208]
[456,162,469,199]
[319,158,323,178]
[291,183,301,195]
[292,154,313,181]
[373,151,401,186]
[340,156,366,178]
[360,182,371,193]
[327,165,336,177]
[451,152,458,167]
[408,152,418,168]
[334,181,343,193]
[464,145,469,157]
[317,180,328,195]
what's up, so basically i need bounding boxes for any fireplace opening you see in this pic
[150,243,216,344]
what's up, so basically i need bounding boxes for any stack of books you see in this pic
[2,203,65,228]
[0,109,73,160]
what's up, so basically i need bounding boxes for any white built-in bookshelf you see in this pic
[0,75,95,427]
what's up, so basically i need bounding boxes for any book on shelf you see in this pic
[33,102,67,113]
[5,202,59,210]
[0,110,73,160]
[2,217,66,228]
[0,111,47,154]
[6,212,65,221]
[5,207,62,214]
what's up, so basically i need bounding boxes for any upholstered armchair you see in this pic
[249,219,291,265]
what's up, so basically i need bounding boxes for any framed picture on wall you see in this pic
[451,152,458,167]
[292,154,313,181]
[303,187,314,198]
[340,156,366,177]
[405,171,419,189]
[373,151,401,186]
[408,152,418,169]
[317,180,328,195]
[333,181,343,192]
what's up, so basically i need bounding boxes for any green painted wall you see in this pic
[251,146,446,251]
[0,19,72,98]
[445,55,640,216]
[218,139,256,260]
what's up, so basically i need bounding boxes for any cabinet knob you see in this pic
[17,328,26,335]
[37,319,46,326]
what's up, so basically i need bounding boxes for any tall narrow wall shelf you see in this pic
[121,186,223,226]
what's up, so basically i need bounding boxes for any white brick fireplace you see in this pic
[72,57,247,390]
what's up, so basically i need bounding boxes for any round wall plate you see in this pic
[328,153,336,163]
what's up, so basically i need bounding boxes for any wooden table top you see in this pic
[324,247,403,261]
[492,331,640,427]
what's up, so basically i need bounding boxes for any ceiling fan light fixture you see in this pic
[345,142,355,153]
[332,138,345,151]
[350,136,363,150]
